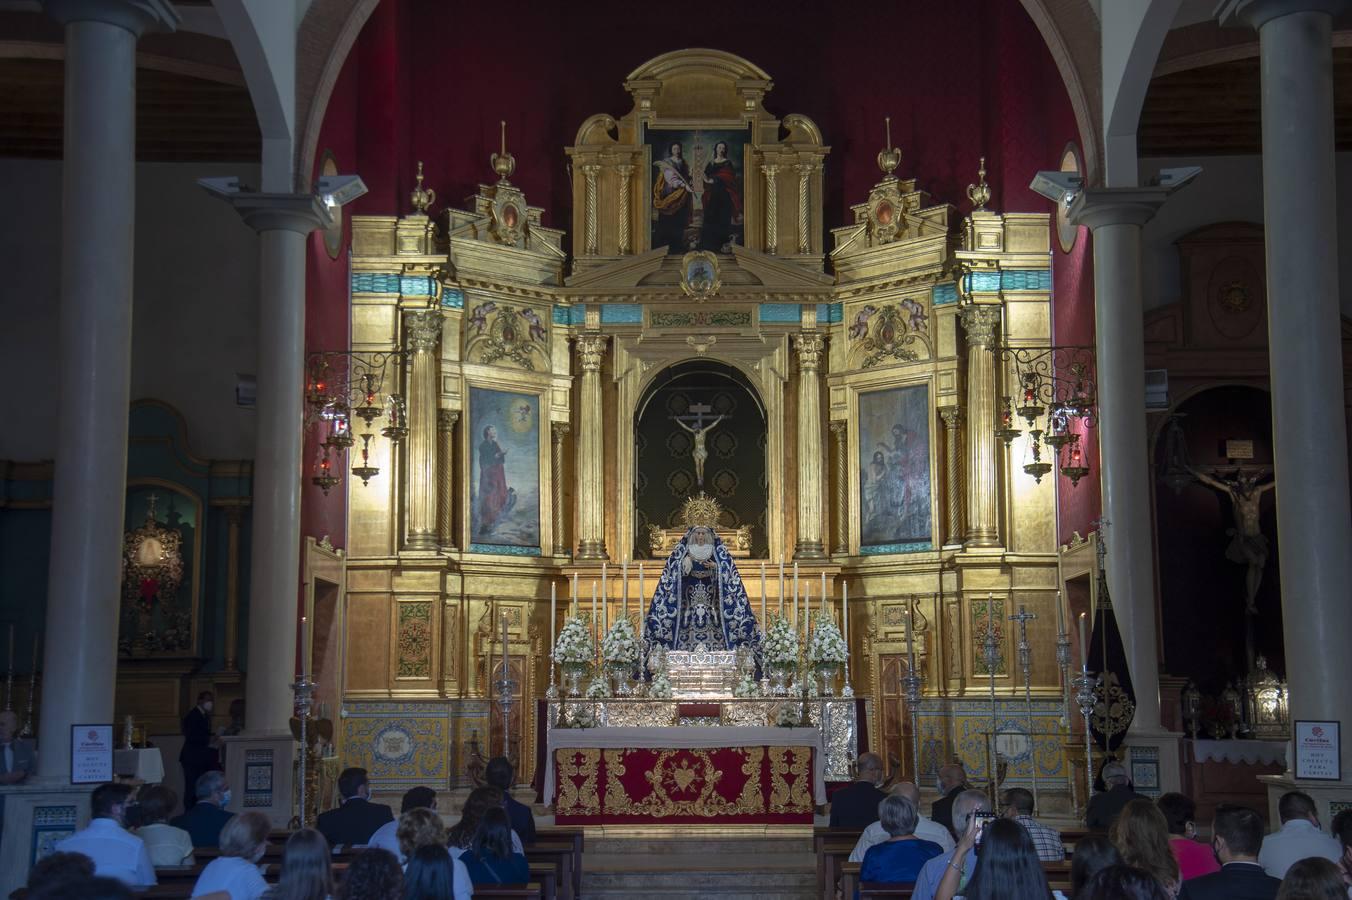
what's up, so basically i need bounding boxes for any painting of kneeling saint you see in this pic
[469,387,540,551]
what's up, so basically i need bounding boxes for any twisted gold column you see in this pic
[582,164,600,256]
[794,333,826,559]
[830,420,848,555]
[939,407,964,547]
[617,164,633,255]
[551,422,570,556]
[763,164,779,254]
[959,306,1000,547]
[437,409,459,550]
[403,310,443,550]
[575,335,609,559]
[795,164,812,255]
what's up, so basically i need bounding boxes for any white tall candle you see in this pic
[843,583,849,645]
[639,562,645,631]
[820,572,827,607]
[571,572,578,617]
[502,611,510,681]
[804,583,812,632]
[1056,590,1065,633]
[592,581,598,641]
[550,583,557,651]
[622,560,629,621]
[793,562,800,614]
[778,559,786,617]
[760,562,767,625]
[301,616,310,680]
[1078,612,1088,663]
[601,562,608,616]
[905,596,914,659]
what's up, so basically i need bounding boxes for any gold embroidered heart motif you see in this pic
[670,758,699,792]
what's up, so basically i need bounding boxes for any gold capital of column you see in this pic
[794,331,824,369]
[958,303,1000,348]
[794,332,827,559]
[437,409,459,551]
[405,308,445,353]
[576,332,608,371]
[575,335,608,559]
[404,309,444,551]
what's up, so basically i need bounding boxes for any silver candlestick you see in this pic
[1009,606,1039,813]
[494,676,518,764]
[1055,626,1074,810]
[291,677,315,828]
[902,664,923,781]
[1072,666,1097,814]
[981,615,1003,800]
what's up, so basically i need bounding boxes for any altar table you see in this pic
[547,726,825,824]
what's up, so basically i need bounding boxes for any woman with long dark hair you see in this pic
[336,849,402,900]
[459,807,529,886]
[263,829,333,900]
[1079,865,1174,900]
[402,845,459,900]
[1071,834,1123,899]
[935,815,1053,900]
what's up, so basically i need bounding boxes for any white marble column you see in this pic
[225,196,330,735]
[1221,0,1352,786]
[36,0,178,778]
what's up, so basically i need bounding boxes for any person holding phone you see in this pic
[934,806,1055,900]
[911,790,990,900]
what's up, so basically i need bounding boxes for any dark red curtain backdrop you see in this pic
[303,0,1100,551]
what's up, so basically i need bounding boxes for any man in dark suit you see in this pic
[316,767,393,848]
[1086,761,1138,829]
[1179,804,1280,900]
[486,756,536,843]
[829,753,887,827]
[179,691,219,810]
[169,771,234,848]
[0,709,37,837]
[930,763,970,837]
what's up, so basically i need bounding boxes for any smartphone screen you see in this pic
[972,810,997,841]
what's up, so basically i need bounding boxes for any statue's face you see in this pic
[691,527,712,544]
[687,527,715,562]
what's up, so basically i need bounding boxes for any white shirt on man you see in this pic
[190,855,268,900]
[56,817,156,887]
[1258,818,1342,878]
[849,813,956,862]
[137,822,195,866]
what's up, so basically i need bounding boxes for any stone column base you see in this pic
[575,540,609,560]
[1123,729,1184,797]
[0,778,94,897]
[793,540,826,560]
[1258,772,1352,825]
[220,733,296,829]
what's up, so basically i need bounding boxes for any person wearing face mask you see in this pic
[190,810,271,900]
[1178,804,1281,900]
[179,691,221,809]
[54,783,157,888]
[171,770,235,848]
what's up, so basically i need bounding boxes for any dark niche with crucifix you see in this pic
[633,361,768,559]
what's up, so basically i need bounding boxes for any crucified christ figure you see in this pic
[672,402,725,489]
[1188,465,1276,615]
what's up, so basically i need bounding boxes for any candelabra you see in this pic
[494,675,518,763]
[902,663,923,782]
[1055,625,1075,811]
[981,618,1003,798]
[1072,666,1097,814]
[291,676,315,828]
[1009,606,1039,812]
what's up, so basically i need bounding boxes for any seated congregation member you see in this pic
[190,810,271,900]
[1276,857,1348,900]
[1110,798,1181,895]
[934,815,1054,900]
[859,793,946,886]
[1178,804,1280,900]
[394,807,471,897]
[1156,792,1218,882]
[404,844,471,900]
[1070,835,1124,899]
[1002,786,1064,862]
[486,755,536,844]
[459,807,529,887]
[830,752,888,828]
[22,850,96,897]
[316,767,393,848]
[134,784,195,867]
[336,848,403,900]
[1079,864,1175,900]
[850,782,955,862]
[1260,791,1343,879]
[930,764,970,838]
[1332,809,1352,888]
[172,771,235,848]
[446,786,524,856]
[1087,762,1139,830]
[368,786,437,863]
[911,789,991,900]
[55,783,156,889]
[262,828,333,900]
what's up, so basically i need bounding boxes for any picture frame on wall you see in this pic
[856,383,934,554]
[644,124,751,255]
[468,386,542,555]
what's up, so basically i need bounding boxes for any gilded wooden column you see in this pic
[437,409,459,550]
[617,164,633,255]
[939,406,964,546]
[795,164,812,255]
[959,305,1001,547]
[830,420,848,555]
[794,333,826,559]
[440,597,456,697]
[223,505,243,672]
[551,422,570,556]
[404,309,443,550]
[582,164,600,256]
[763,163,779,254]
[575,334,609,559]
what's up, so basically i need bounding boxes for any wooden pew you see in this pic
[522,841,575,900]
[814,825,865,899]
[473,886,543,900]
[837,858,1076,899]
[535,825,584,899]
[528,860,558,900]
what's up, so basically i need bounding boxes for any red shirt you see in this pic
[1170,835,1221,880]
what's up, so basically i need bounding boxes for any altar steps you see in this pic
[580,831,817,900]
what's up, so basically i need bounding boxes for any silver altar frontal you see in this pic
[547,647,861,783]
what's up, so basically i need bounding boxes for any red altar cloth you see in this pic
[553,744,815,824]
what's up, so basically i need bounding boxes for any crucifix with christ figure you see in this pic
[672,403,724,489]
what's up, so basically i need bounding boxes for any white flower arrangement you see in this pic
[552,615,596,665]
[762,614,800,667]
[585,676,611,699]
[807,611,848,665]
[601,616,640,665]
[733,671,761,698]
[648,670,673,699]
[775,702,803,727]
[562,703,597,729]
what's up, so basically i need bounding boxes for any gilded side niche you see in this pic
[464,299,550,370]
[396,602,434,679]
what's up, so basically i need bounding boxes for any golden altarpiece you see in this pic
[333,50,1071,805]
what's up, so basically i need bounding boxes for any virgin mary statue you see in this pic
[644,499,759,653]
